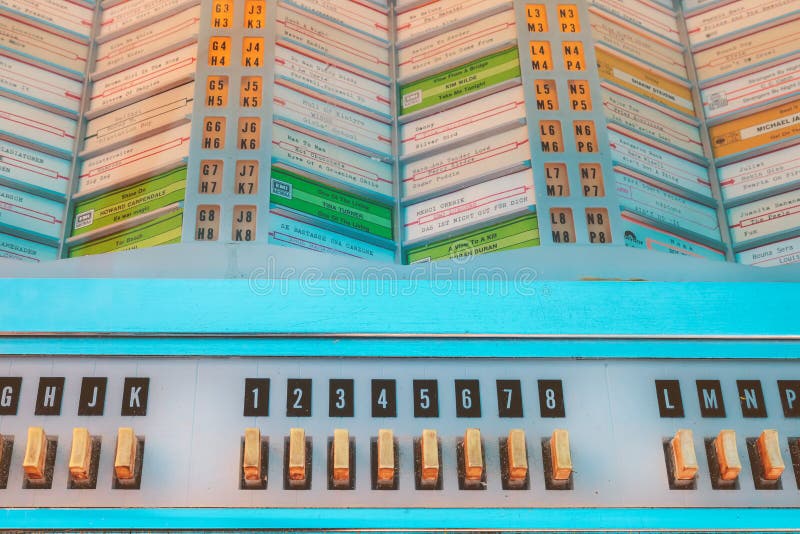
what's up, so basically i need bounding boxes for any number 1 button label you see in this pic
[243,378,269,417]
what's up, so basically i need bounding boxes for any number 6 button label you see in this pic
[455,380,481,418]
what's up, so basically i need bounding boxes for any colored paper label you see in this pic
[100,0,200,38]
[402,125,531,200]
[83,82,194,155]
[686,0,800,49]
[272,84,392,158]
[0,139,71,197]
[269,213,395,262]
[737,235,800,267]
[404,169,535,244]
[396,0,511,46]
[276,4,390,81]
[608,131,711,198]
[588,0,680,43]
[283,0,389,43]
[0,16,88,76]
[718,143,800,202]
[588,9,686,79]
[400,85,526,158]
[94,6,202,78]
[603,87,704,158]
[0,231,57,263]
[0,94,76,155]
[400,47,521,115]
[89,44,197,116]
[702,56,800,120]
[406,213,539,263]
[72,167,187,236]
[270,167,393,240]
[616,171,720,242]
[621,212,725,262]
[596,46,693,116]
[398,9,517,82]
[0,53,83,114]
[274,45,391,121]
[271,124,393,199]
[69,209,184,258]
[694,22,800,83]
[78,123,191,196]
[709,99,800,160]
[727,187,800,245]
[0,183,64,240]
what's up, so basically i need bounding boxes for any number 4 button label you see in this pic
[372,379,396,417]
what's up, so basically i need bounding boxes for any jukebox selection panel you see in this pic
[180,0,800,265]
[0,356,797,508]
[185,0,399,262]
[1,0,800,266]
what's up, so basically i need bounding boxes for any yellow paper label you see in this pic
[205,76,229,108]
[211,0,233,28]
[526,4,548,32]
[710,99,800,159]
[529,41,553,70]
[557,4,581,32]
[562,41,586,71]
[596,47,693,116]
[208,36,231,67]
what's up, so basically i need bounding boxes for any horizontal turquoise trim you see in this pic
[1,338,800,359]
[1,279,799,337]
[1,507,799,530]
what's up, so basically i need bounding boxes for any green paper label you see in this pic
[400,47,521,115]
[69,209,183,258]
[270,167,393,240]
[406,213,539,263]
[72,167,187,236]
